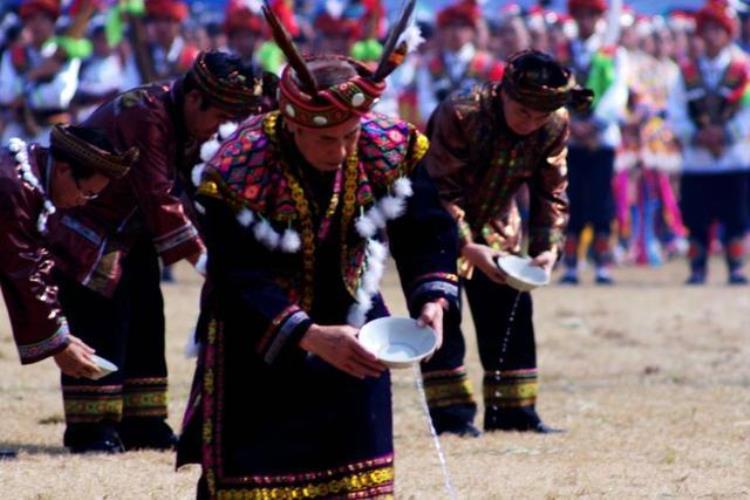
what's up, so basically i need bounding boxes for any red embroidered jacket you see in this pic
[46,83,204,297]
[0,146,70,363]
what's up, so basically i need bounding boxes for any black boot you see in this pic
[484,407,564,434]
[431,413,481,438]
[64,423,125,454]
[119,417,177,451]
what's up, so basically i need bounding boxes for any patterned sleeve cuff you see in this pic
[529,228,565,256]
[408,273,460,312]
[256,305,312,365]
[154,222,205,265]
[18,321,71,365]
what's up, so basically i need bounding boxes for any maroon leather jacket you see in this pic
[0,145,70,363]
[46,82,204,297]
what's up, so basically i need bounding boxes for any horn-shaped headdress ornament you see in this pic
[263,0,421,128]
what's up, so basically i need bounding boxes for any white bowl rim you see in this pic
[496,255,550,287]
[358,316,437,367]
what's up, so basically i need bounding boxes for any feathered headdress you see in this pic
[263,0,421,128]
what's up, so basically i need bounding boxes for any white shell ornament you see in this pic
[313,116,329,126]
[351,93,366,107]
[285,104,296,117]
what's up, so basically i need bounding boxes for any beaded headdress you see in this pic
[263,0,421,128]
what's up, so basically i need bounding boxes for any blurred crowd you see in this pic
[1,0,749,283]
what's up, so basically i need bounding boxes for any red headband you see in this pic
[279,56,386,128]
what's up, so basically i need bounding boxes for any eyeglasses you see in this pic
[74,177,101,201]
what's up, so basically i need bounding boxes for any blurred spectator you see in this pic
[72,18,124,122]
[0,0,80,146]
[121,0,198,88]
[559,0,628,285]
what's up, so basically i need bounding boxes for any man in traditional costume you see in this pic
[557,0,628,285]
[1,124,133,375]
[45,51,265,454]
[420,50,593,436]
[414,0,505,126]
[0,0,81,145]
[121,0,199,88]
[667,0,750,284]
[176,4,460,498]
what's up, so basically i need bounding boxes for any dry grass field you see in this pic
[1,259,748,499]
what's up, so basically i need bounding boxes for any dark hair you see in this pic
[50,126,114,180]
[182,51,257,110]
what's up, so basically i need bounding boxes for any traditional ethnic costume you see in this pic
[0,0,80,146]
[667,0,750,284]
[0,125,133,366]
[558,0,629,284]
[177,6,460,498]
[419,50,591,435]
[45,52,261,453]
[121,0,199,88]
[613,34,685,266]
[413,0,505,127]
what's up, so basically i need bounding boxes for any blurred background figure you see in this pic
[122,0,198,88]
[668,0,750,285]
[72,16,124,123]
[0,0,82,146]
[558,0,628,285]
[414,0,504,126]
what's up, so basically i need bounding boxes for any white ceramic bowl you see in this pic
[496,255,550,292]
[88,355,118,380]
[358,317,438,369]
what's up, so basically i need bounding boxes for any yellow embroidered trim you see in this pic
[216,466,394,500]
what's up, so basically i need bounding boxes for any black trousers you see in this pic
[421,267,538,429]
[564,146,616,267]
[680,171,749,272]
[59,237,168,425]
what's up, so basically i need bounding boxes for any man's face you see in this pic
[700,20,731,57]
[287,116,361,172]
[571,7,602,39]
[184,90,236,142]
[442,23,476,52]
[23,13,55,47]
[50,162,110,209]
[502,91,554,136]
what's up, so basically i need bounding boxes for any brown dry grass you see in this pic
[1,260,749,499]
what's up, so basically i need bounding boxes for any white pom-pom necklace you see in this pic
[9,138,56,234]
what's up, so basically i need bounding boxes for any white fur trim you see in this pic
[367,206,386,229]
[194,201,206,214]
[218,121,239,140]
[191,163,206,187]
[393,177,413,198]
[367,239,388,261]
[362,268,381,295]
[378,195,406,220]
[280,228,302,253]
[10,139,54,233]
[254,219,280,250]
[355,214,377,238]
[237,208,255,227]
[347,304,368,328]
[200,138,221,163]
